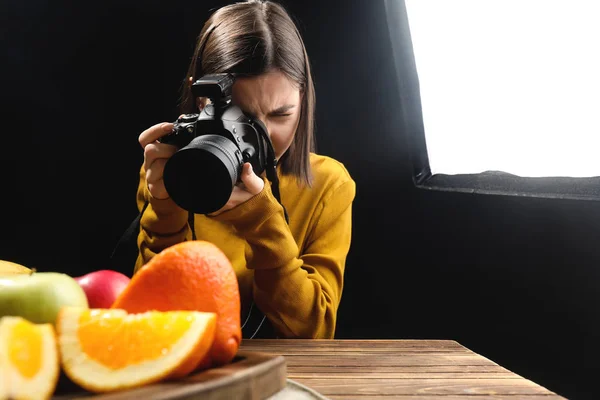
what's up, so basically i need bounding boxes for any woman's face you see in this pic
[230,70,302,160]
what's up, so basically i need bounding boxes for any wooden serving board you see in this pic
[52,350,287,400]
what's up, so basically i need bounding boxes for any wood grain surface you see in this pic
[240,339,566,400]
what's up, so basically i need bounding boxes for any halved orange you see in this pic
[113,241,242,368]
[56,307,216,393]
[0,316,60,400]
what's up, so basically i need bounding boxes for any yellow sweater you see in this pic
[134,153,356,338]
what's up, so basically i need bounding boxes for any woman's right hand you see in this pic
[138,122,178,200]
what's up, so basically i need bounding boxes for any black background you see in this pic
[1,1,598,399]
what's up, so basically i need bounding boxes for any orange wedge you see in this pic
[0,316,60,400]
[56,307,216,393]
[114,241,242,368]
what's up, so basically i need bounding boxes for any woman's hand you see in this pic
[209,162,265,216]
[139,120,264,210]
[138,122,177,200]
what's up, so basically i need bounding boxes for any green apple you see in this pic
[0,272,89,324]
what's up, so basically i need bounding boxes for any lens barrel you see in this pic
[163,134,243,214]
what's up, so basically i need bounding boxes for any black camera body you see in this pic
[159,73,275,214]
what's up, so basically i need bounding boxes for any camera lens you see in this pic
[163,135,242,214]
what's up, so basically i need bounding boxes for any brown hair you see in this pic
[180,0,316,186]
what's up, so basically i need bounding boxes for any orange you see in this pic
[0,316,60,400]
[56,306,216,393]
[112,240,242,367]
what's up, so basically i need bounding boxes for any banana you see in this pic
[0,260,32,276]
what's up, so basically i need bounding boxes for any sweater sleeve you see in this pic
[211,176,356,338]
[134,165,191,273]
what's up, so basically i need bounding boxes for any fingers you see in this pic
[209,165,264,215]
[145,158,168,184]
[226,187,249,205]
[239,163,264,195]
[138,122,174,148]
[143,143,177,172]
[210,189,245,216]
[147,180,169,200]
[144,148,176,199]
[139,122,177,200]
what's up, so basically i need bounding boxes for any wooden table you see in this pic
[240,339,566,400]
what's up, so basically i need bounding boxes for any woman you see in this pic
[135,0,356,339]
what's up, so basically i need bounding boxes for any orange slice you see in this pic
[0,316,60,400]
[113,241,241,367]
[56,307,216,393]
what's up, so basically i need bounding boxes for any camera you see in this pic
[159,73,276,214]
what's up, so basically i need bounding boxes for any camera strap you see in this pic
[260,122,289,224]
[265,163,288,224]
[239,134,288,338]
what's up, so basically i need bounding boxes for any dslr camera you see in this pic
[159,73,276,215]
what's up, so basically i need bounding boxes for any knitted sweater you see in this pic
[134,153,356,338]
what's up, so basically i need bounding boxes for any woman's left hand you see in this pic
[208,162,265,216]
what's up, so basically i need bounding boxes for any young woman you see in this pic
[135,0,356,339]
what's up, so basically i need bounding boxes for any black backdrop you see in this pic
[1,1,598,399]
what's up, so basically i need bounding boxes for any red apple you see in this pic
[74,270,131,309]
